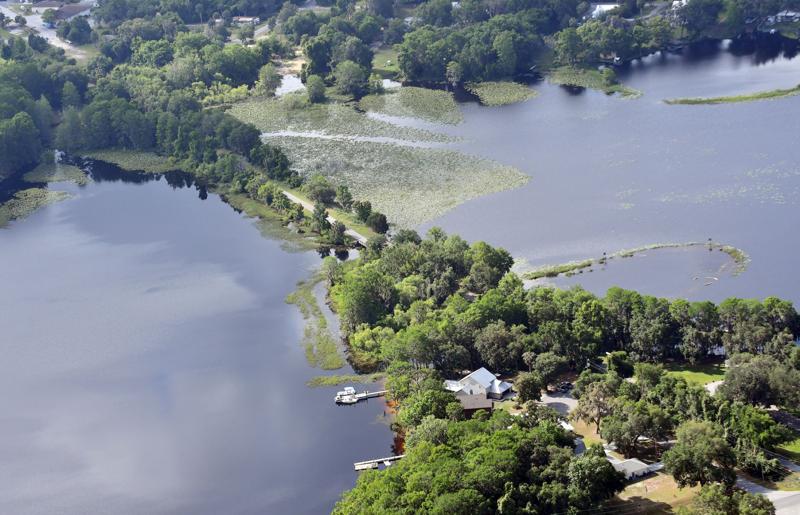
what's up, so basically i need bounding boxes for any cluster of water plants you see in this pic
[0,188,71,228]
[23,162,90,186]
[465,81,538,106]
[523,241,751,280]
[359,87,464,124]
[285,273,345,371]
[664,84,800,105]
[549,66,642,98]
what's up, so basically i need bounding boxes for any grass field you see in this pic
[571,418,603,446]
[372,46,400,79]
[777,437,800,461]
[665,84,800,105]
[610,473,699,513]
[664,362,725,385]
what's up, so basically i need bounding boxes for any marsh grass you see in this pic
[466,81,538,106]
[359,87,463,124]
[83,149,177,173]
[286,273,346,370]
[549,66,642,98]
[664,84,800,105]
[24,162,90,185]
[523,241,750,280]
[306,373,386,387]
[0,188,71,227]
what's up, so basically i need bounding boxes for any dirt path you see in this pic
[282,191,368,246]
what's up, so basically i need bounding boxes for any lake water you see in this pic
[424,35,800,303]
[1,35,799,515]
[0,164,393,514]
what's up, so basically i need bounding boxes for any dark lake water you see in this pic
[424,36,800,303]
[0,165,393,514]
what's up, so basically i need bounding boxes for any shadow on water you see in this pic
[68,156,209,200]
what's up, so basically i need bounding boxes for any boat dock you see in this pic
[335,388,387,405]
[354,454,405,471]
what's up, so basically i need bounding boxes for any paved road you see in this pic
[282,191,368,245]
[736,476,800,514]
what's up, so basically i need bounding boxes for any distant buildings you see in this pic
[232,16,260,26]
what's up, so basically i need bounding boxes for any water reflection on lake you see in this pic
[0,165,393,514]
[423,35,800,304]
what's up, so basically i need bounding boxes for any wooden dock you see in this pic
[335,389,387,405]
[354,454,405,471]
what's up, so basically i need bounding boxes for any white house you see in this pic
[590,3,620,19]
[444,367,512,400]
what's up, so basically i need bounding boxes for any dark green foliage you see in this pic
[304,174,336,204]
[334,60,368,97]
[334,412,624,514]
[687,483,775,515]
[305,74,326,103]
[663,421,737,488]
[353,199,371,222]
[365,211,388,233]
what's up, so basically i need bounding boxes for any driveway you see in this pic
[539,390,577,416]
[737,476,800,514]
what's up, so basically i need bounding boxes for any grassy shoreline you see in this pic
[664,84,800,105]
[523,241,750,280]
[23,162,90,186]
[286,273,346,371]
[306,373,386,387]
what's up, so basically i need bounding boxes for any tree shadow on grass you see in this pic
[605,496,675,514]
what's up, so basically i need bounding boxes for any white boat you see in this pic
[335,386,357,403]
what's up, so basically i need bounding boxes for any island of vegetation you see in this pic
[524,241,751,280]
[665,84,800,105]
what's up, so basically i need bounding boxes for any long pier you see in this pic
[354,454,405,471]
[335,389,387,405]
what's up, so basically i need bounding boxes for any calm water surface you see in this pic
[425,36,800,303]
[0,166,393,514]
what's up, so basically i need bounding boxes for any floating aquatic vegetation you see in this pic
[286,273,345,370]
[229,94,454,143]
[24,162,90,185]
[359,87,463,124]
[306,373,386,387]
[664,85,800,105]
[522,241,751,280]
[465,81,538,106]
[269,136,529,227]
[0,188,71,228]
[83,149,177,173]
[549,66,642,99]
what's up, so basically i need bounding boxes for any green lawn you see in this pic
[664,362,725,386]
[777,437,800,461]
[372,46,400,79]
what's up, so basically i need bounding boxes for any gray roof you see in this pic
[458,394,493,411]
